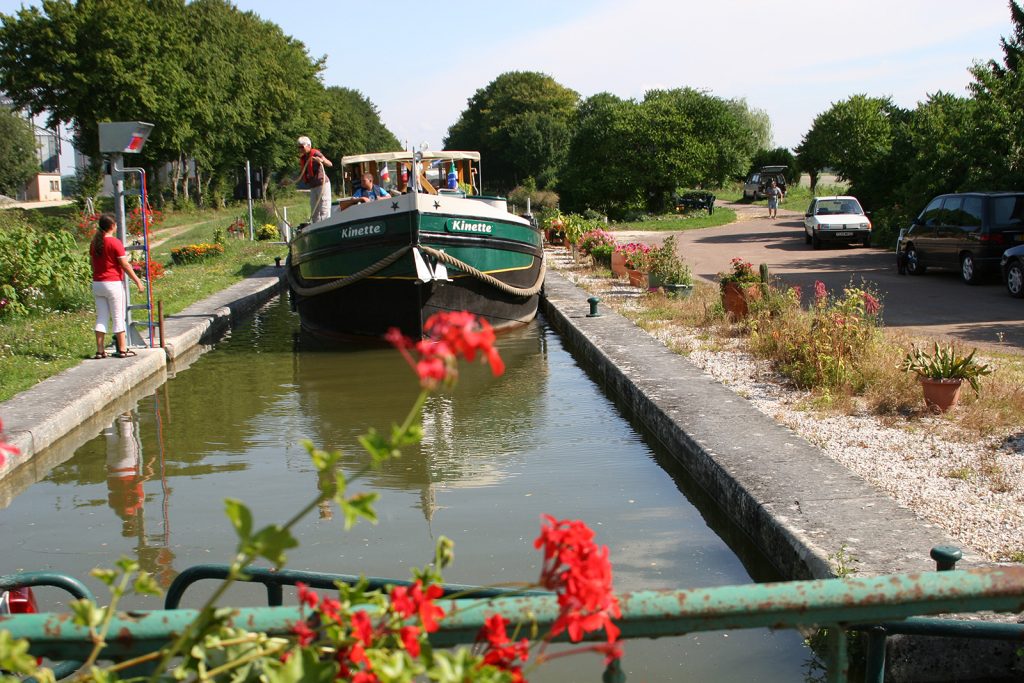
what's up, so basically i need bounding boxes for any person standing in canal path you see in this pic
[90,213,144,359]
[297,135,333,223]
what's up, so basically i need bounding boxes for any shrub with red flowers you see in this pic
[0,312,621,683]
[131,260,166,281]
[717,257,760,290]
[127,203,162,237]
[170,242,225,265]
[748,279,886,392]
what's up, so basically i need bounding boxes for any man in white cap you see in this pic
[297,135,333,223]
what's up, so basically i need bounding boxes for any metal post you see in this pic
[110,152,141,346]
[157,300,165,348]
[245,160,255,240]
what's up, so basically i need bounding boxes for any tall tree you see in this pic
[444,71,579,191]
[795,94,905,207]
[0,107,39,195]
[969,0,1024,189]
[558,93,636,214]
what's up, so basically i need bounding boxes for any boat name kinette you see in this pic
[448,219,493,234]
[339,224,384,239]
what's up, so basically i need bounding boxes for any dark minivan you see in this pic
[899,192,1024,284]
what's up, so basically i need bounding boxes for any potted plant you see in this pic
[543,213,566,245]
[618,243,652,287]
[579,229,617,269]
[901,342,993,412]
[647,236,693,296]
[717,258,762,319]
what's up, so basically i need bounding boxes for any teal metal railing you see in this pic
[2,557,1023,682]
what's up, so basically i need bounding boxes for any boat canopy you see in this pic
[340,150,481,197]
[340,150,480,165]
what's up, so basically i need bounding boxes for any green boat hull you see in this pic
[287,194,544,339]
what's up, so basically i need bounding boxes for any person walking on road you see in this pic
[765,180,783,220]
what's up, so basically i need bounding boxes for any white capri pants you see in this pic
[93,280,127,334]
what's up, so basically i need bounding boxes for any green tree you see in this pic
[316,86,401,188]
[558,93,636,215]
[0,107,38,196]
[561,88,759,215]
[969,0,1024,189]
[796,94,906,207]
[444,71,579,192]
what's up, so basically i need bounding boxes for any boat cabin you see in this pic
[339,151,481,202]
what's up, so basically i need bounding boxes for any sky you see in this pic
[0,0,1016,155]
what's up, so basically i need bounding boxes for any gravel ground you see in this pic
[548,249,1024,562]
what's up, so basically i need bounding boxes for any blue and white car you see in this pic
[804,196,872,248]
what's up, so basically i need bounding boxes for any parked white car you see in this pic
[804,196,872,248]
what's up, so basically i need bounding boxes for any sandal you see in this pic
[112,349,137,359]
[92,351,106,359]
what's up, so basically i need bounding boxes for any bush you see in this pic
[508,182,560,212]
[647,236,692,285]
[170,242,225,265]
[578,229,616,255]
[0,214,90,318]
[748,281,884,392]
[256,223,279,241]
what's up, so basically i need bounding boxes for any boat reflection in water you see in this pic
[292,319,548,526]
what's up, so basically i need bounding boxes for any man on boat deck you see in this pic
[353,172,390,202]
[297,136,333,223]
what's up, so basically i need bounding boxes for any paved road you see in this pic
[619,201,1024,352]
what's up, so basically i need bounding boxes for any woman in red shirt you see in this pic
[90,214,144,359]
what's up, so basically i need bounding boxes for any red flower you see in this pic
[0,417,19,469]
[534,515,622,650]
[814,280,828,304]
[320,596,342,623]
[477,614,530,681]
[399,625,421,658]
[292,619,316,647]
[863,292,881,316]
[296,581,319,610]
[350,610,375,644]
[386,311,504,389]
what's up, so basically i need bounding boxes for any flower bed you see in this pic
[170,242,225,265]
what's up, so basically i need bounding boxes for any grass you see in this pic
[0,197,305,403]
[609,206,736,231]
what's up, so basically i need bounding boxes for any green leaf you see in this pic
[69,599,104,629]
[224,499,253,544]
[0,631,39,676]
[251,524,299,566]
[90,567,118,586]
[340,492,380,530]
[134,571,163,597]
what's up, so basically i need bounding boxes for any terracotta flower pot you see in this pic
[920,378,963,413]
[721,282,761,319]
[627,269,647,288]
[611,251,627,277]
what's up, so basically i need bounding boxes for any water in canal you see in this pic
[1,296,812,681]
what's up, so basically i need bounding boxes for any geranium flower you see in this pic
[0,418,19,469]
[291,619,316,647]
[534,515,622,650]
[295,581,319,609]
[386,311,505,389]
